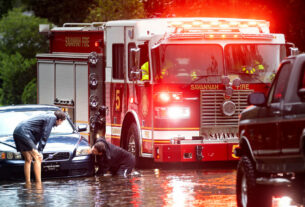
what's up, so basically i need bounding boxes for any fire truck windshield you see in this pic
[152,44,286,84]
[152,44,224,83]
[224,44,286,83]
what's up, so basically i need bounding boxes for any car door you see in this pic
[280,61,305,164]
[256,62,292,159]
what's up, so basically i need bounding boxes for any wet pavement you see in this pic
[0,162,303,207]
[0,162,236,207]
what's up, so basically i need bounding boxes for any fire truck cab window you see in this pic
[112,44,124,79]
[225,44,286,83]
[152,44,223,83]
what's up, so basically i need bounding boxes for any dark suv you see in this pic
[236,54,305,207]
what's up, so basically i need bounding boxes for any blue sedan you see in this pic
[0,105,94,180]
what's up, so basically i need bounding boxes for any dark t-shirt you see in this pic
[13,114,57,152]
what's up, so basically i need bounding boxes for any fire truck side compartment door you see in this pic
[38,60,54,105]
[55,62,74,102]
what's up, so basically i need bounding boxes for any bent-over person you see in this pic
[13,110,66,184]
[91,138,136,177]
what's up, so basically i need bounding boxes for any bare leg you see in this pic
[22,151,33,184]
[30,150,42,183]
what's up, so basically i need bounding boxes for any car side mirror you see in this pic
[248,92,266,106]
[77,124,87,132]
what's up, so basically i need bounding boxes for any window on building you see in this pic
[112,44,124,79]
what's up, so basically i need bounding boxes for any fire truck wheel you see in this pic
[126,123,139,159]
[236,156,271,207]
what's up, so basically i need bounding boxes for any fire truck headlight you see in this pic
[167,107,190,119]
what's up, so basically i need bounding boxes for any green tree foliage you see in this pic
[0,0,22,18]
[86,0,145,22]
[0,8,50,105]
[22,78,37,104]
[0,53,36,105]
[22,0,94,26]
[0,8,49,59]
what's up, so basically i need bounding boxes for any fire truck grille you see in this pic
[200,90,253,137]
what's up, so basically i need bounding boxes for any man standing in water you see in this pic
[13,110,66,184]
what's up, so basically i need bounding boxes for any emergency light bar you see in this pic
[168,19,270,34]
[168,33,274,40]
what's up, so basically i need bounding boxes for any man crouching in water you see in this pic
[91,138,136,177]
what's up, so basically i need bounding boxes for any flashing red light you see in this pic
[158,92,182,103]
[130,97,134,104]
[172,93,181,101]
[94,40,102,48]
[159,92,170,102]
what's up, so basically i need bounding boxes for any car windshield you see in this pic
[0,110,74,137]
[152,44,224,83]
[224,44,286,83]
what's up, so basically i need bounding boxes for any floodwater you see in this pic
[0,162,303,207]
[0,163,237,207]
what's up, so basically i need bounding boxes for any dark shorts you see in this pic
[13,133,36,152]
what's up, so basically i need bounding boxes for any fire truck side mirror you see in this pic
[286,42,299,56]
[130,47,140,69]
[130,69,142,81]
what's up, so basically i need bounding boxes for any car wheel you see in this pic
[236,156,271,207]
[126,123,139,159]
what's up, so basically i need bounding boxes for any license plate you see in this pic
[42,162,60,172]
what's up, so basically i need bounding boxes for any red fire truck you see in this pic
[37,18,293,163]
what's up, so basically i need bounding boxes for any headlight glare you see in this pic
[168,107,190,119]
[0,151,22,160]
[155,106,190,119]
[76,146,91,156]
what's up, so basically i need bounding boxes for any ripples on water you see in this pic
[0,168,237,207]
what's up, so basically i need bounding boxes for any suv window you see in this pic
[268,62,292,103]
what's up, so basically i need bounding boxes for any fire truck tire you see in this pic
[236,156,272,207]
[126,123,139,160]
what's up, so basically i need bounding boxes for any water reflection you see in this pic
[0,167,301,207]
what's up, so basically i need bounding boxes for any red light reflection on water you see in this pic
[159,170,237,207]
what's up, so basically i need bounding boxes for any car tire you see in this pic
[126,123,140,161]
[236,156,271,207]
